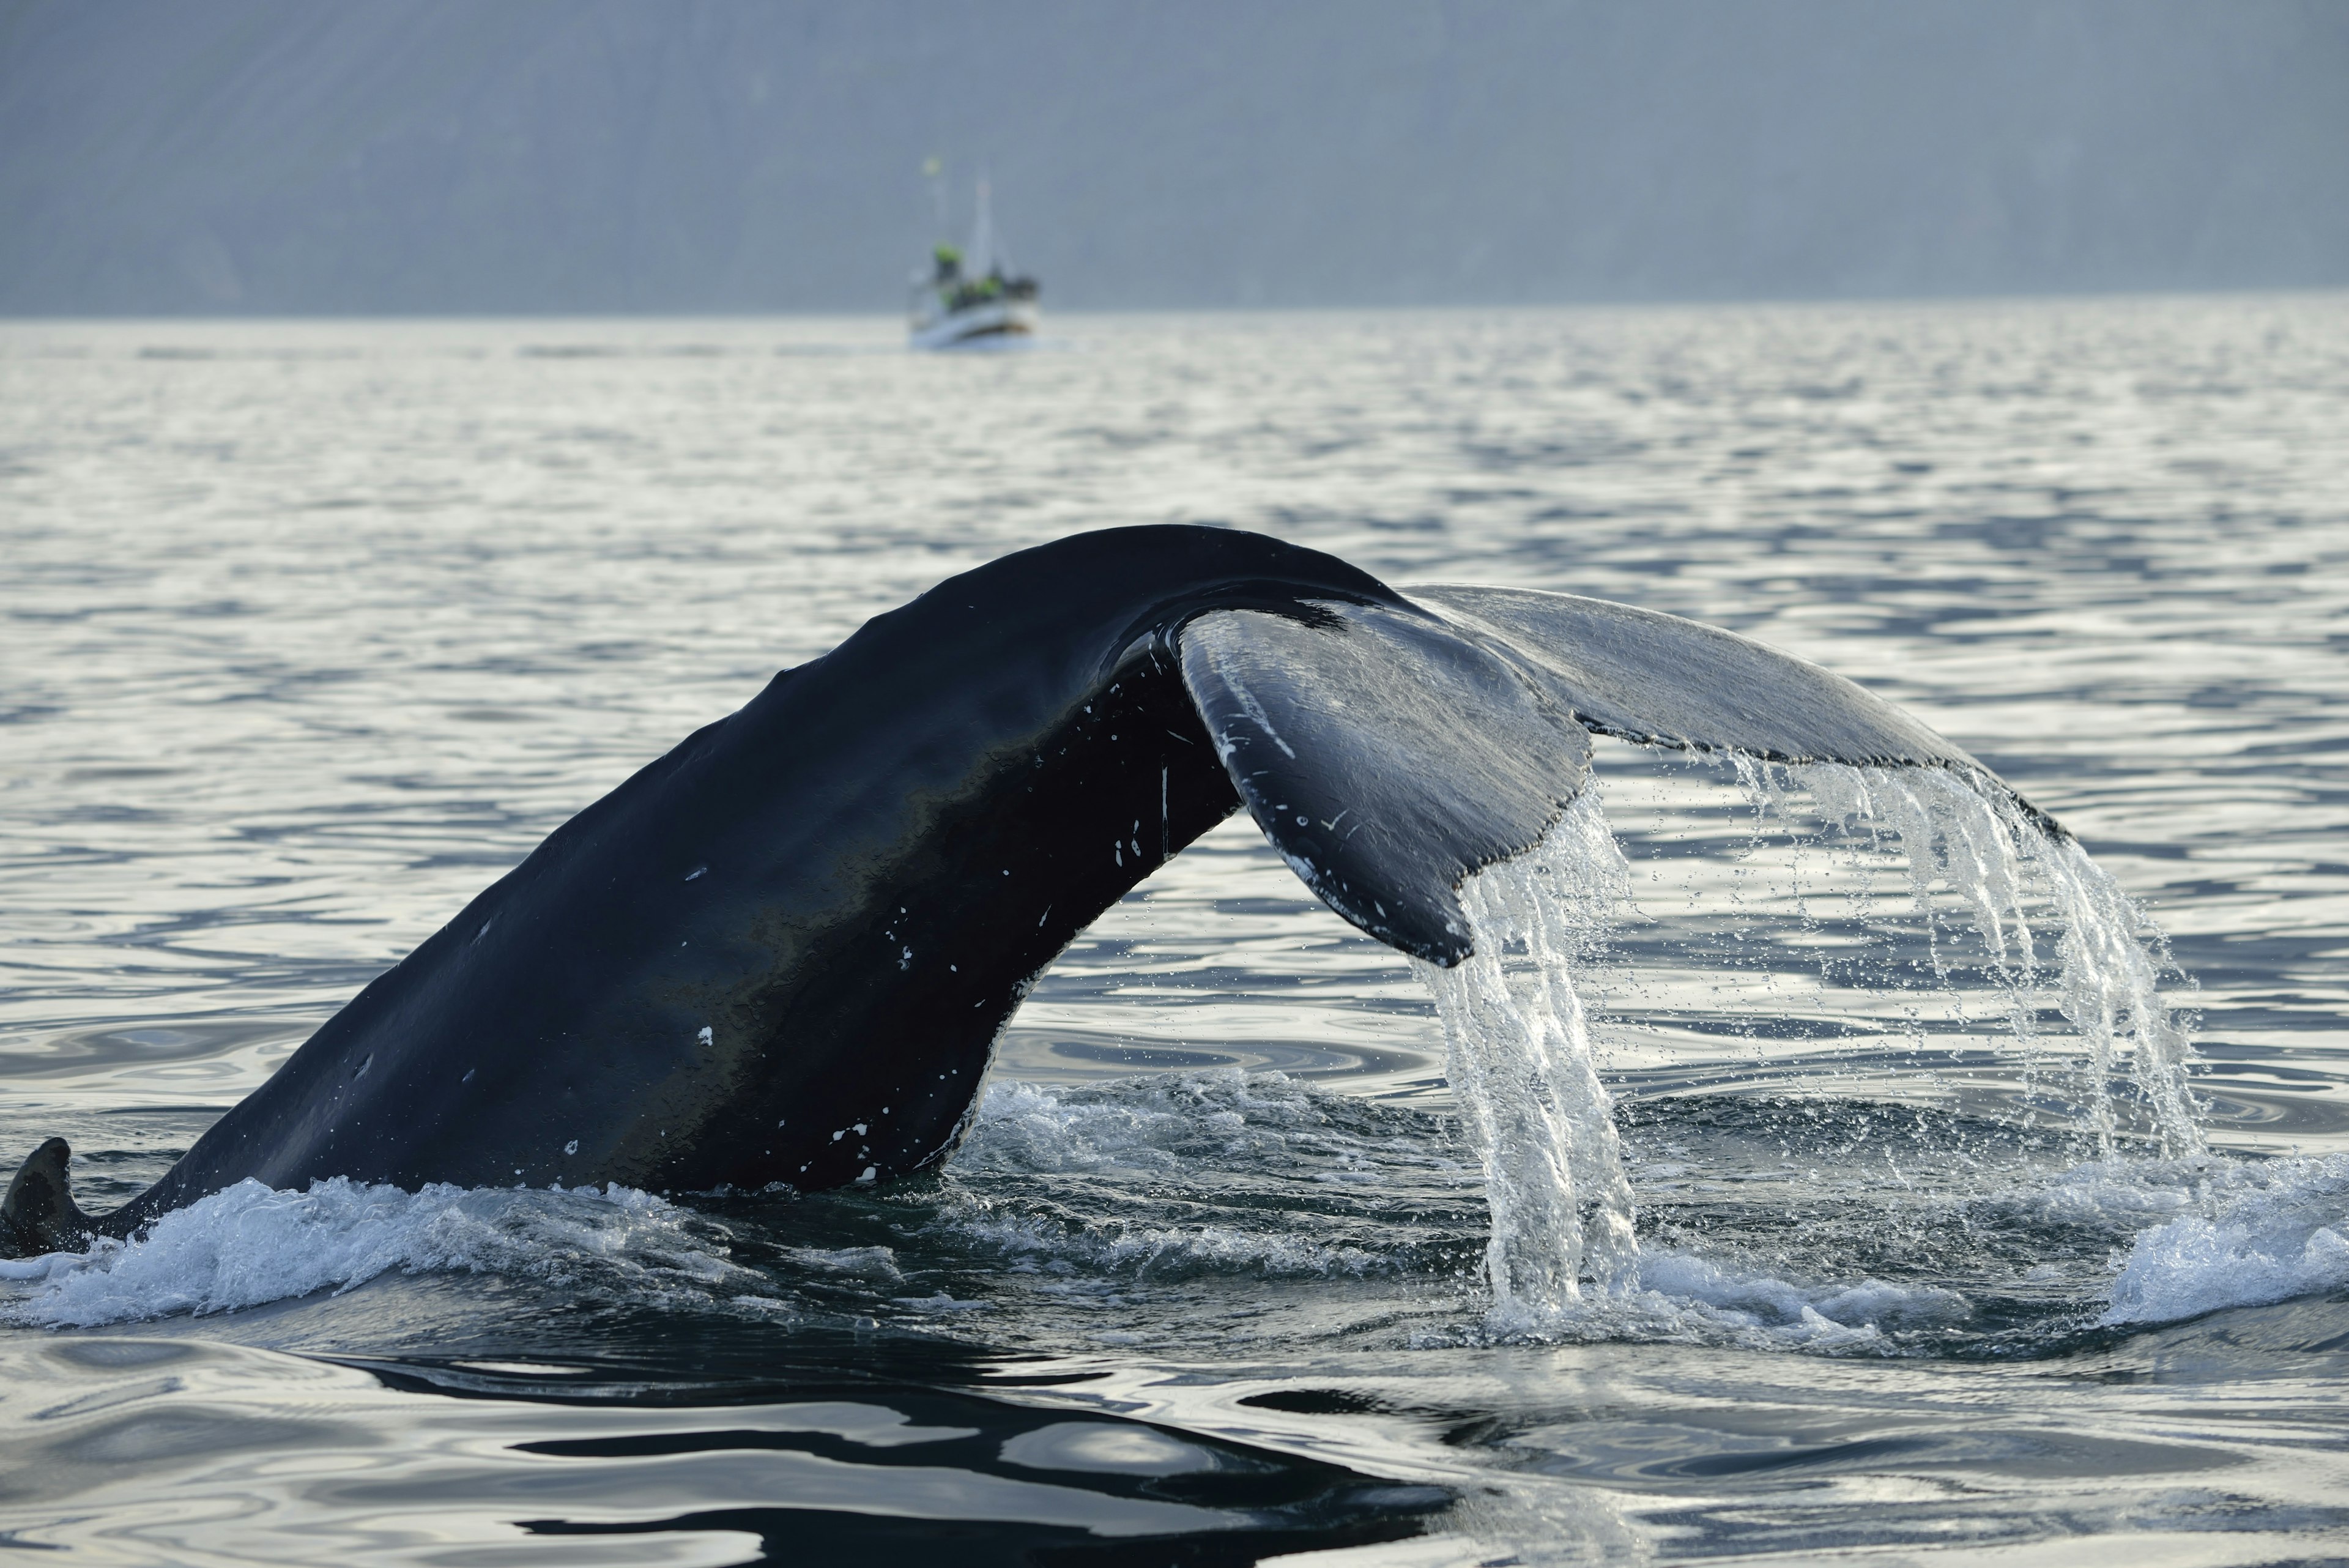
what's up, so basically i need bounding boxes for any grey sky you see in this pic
[2,0,2343,314]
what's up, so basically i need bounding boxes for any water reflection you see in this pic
[0,1335,1443,1564]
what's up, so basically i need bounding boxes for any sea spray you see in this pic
[2,1177,751,1329]
[1418,791,1637,1325]
[2101,1152,2349,1324]
[1423,756,2203,1329]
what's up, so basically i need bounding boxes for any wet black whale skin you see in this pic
[73,528,1419,1239]
[6,523,2017,1252]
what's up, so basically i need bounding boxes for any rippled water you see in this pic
[4,300,2347,1563]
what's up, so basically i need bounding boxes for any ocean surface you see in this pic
[2,299,2347,1565]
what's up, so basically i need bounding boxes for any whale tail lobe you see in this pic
[1176,582,2039,969]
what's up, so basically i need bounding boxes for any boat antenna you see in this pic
[971,171,995,275]
[922,156,947,237]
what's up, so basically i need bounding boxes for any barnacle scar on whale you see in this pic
[1,524,2054,1255]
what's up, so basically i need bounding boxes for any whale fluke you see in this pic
[1410,585,1976,770]
[1181,602,1595,965]
[1408,584,2061,835]
[3,525,2063,1248]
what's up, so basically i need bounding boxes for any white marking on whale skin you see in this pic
[854,1123,867,1135]
[899,946,913,970]
[685,866,707,882]
[832,1130,844,1141]
[1223,675,1299,759]
[697,1026,713,1047]
[564,1140,578,1155]
[856,1167,877,1183]
[474,920,493,943]
[462,1068,475,1083]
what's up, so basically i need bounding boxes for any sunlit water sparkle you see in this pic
[3,300,2347,1564]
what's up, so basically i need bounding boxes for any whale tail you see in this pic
[1176,582,2044,969]
[1,1138,97,1257]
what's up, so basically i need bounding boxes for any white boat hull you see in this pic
[909,297,1039,351]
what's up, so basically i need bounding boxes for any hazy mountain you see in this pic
[3,0,2343,313]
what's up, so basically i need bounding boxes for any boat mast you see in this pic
[971,174,995,277]
[924,156,948,240]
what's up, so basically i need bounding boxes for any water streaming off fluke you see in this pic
[1418,793,1636,1326]
[1423,756,2205,1331]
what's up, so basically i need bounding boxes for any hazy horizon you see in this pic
[4,0,2345,316]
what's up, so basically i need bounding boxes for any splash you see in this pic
[1753,760,2201,1157]
[2102,1153,2349,1325]
[0,1176,752,1328]
[1421,759,2204,1331]
[1418,792,1637,1326]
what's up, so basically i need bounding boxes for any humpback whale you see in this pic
[2,526,2043,1256]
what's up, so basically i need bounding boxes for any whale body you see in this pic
[1,526,2038,1255]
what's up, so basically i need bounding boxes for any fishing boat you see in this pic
[908,177,1039,350]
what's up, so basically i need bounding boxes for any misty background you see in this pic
[2,0,2344,316]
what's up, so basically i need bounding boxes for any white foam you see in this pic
[1408,1248,1975,1353]
[1460,1147,2349,1351]
[4,1176,750,1329]
[783,1245,905,1282]
[1987,1154,2203,1227]
[2102,1153,2349,1325]
[1631,1251,1969,1339]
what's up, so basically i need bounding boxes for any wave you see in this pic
[1,1176,749,1329]
[9,1073,2343,1342]
[2102,1153,2349,1326]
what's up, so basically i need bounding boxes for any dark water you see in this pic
[3,301,2347,1564]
